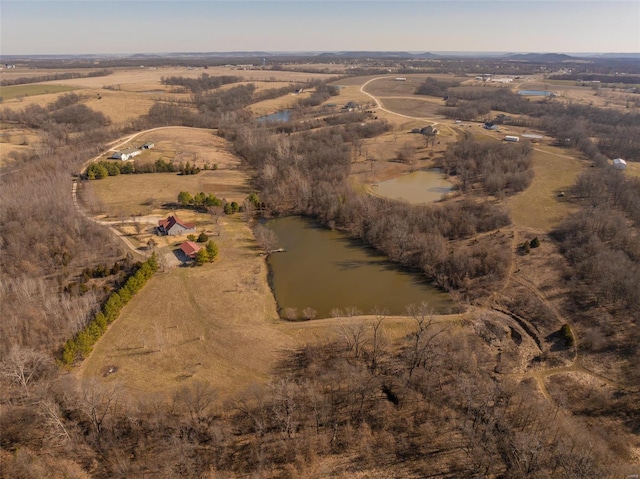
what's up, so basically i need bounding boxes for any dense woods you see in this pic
[0,97,123,357]
[231,125,513,298]
[0,310,629,477]
[161,73,242,93]
[441,137,534,196]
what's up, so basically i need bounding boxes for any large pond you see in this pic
[265,216,452,318]
[373,168,453,204]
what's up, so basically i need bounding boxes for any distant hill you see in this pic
[505,53,575,62]
[316,51,438,59]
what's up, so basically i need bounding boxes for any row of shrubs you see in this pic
[61,254,158,365]
[177,190,241,215]
[86,159,215,180]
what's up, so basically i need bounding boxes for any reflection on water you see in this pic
[265,216,452,318]
[375,169,453,204]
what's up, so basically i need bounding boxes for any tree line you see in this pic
[161,73,242,93]
[0,69,112,87]
[61,254,158,365]
[431,86,640,163]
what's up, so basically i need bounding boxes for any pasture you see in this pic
[84,127,250,217]
[506,145,586,231]
[78,216,297,398]
[0,83,77,101]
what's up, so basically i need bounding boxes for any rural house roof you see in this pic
[158,216,196,231]
[180,241,201,258]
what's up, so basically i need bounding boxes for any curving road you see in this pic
[360,77,440,126]
[73,126,210,256]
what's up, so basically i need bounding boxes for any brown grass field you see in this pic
[78,215,296,398]
[506,145,586,231]
[377,97,445,118]
[84,127,250,216]
[89,170,250,217]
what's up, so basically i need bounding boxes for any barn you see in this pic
[613,158,627,170]
[112,148,141,161]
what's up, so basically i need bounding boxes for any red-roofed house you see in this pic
[179,241,201,259]
[157,215,197,236]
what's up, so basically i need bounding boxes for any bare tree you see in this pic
[339,320,366,359]
[368,307,388,372]
[0,346,52,395]
[405,302,444,377]
[77,380,120,436]
[173,381,218,424]
[253,224,279,254]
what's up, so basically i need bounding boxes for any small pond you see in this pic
[517,90,553,96]
[265,216,452,318]
[257,110,291,123]
[374,168,453,204]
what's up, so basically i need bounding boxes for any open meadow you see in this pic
[84,128,250,217]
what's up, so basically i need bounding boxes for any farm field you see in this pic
[377,97,444,118]
[87,170,249,217]
[83,127,250,216]
[0,83,77,101]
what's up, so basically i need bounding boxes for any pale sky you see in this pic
[1,1,639,55]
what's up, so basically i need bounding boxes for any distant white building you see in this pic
[613,158,627,170]
[504,135,520,142]
[112,148,141,161]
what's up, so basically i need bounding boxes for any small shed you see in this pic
[141,143,155,150]
[613,158,627,170]
[180,241,201,259]
[504,135,520,143]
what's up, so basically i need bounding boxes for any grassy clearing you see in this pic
[248,91,309,116]
[506,146,586,231]
[0,83,77,101]
[378,97,444,118]
[88,170,249,217]
[78,216,297,399]
[85,127,251,216]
